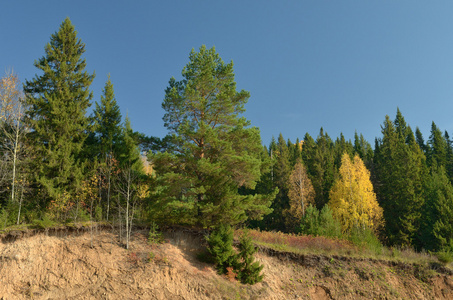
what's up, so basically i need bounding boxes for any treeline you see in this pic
[1,17,452,262]
[248,109,453,254]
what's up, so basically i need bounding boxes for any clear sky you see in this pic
[2,1,453,146]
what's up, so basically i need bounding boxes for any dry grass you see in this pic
[238,229,445,268]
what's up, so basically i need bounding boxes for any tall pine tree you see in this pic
[151,46,274,227]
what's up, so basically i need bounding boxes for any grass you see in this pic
[237,229,444,268]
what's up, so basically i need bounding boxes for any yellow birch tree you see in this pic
[329,153,383,232]
[284,159,315,230]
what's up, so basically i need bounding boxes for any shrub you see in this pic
[148,222,164,244]
[0,208,8,230]
[436,250,453,265]
[348,226,383,255]
[95,205,103,221]
[436,240,453,265]
[300,205,342,239]
[33,214,57,229]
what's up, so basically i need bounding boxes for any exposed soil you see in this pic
[0,227,452,299]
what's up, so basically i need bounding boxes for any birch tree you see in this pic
[329,153,383,233]
[284,159,314,231]
[0,71,29,224]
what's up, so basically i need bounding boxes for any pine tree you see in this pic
[23,18,94,212]
[151,46,273,227]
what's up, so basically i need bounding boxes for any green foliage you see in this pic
[75,208,90,222]
[33,214,57,229]
[23,17,94,208]
[148,222,164,244]
[348,227,383,255]
[436,250,453,265]
[235,231,264,284]
[302,129,337,210]
[0,208,8,230]
[420,164,453,251]
[300,205,341,239]
[264,133,291,231]
[206,224,236,275]
[374,109,427,247]
[151,45,274,227]
[90,75,123,160]
[95,205,103,221]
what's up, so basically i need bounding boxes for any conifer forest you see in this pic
[1,18,453,283]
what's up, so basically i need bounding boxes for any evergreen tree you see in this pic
[374,112,426,246]
[415,127,427,156]
[311,128,336,209]
[92,75,122,160]
[236,231,264,284]
[23,18,94,212]
[90,76,123,220]
[444,130,453,181]
[428,122,448,168]
[268,133,291,230]
[353,132,373,167]
[151,46,274,227]
[421,164,453,251]
[206,224,236,275]
[335,133,353,167]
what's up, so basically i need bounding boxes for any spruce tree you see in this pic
[422,164,453,251]
[90,76,123,220]
[267,133,291,231]
[92,76,122,161]
[206,224,236,275]
[428,122,448,168]
[236,231,264,284]
[415,127,427,155]
[24,18,94,211]
[311,128,336,209]
[374,112,426,246]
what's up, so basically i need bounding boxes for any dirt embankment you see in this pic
[0,227,452,299]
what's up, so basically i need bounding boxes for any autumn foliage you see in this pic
[329,153,383,233]
[284,159,315,230]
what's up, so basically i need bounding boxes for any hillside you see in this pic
[0,227,452,299]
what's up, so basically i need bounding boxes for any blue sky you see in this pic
[1,1,453,146]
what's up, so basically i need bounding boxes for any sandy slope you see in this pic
[0,228,452,299]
